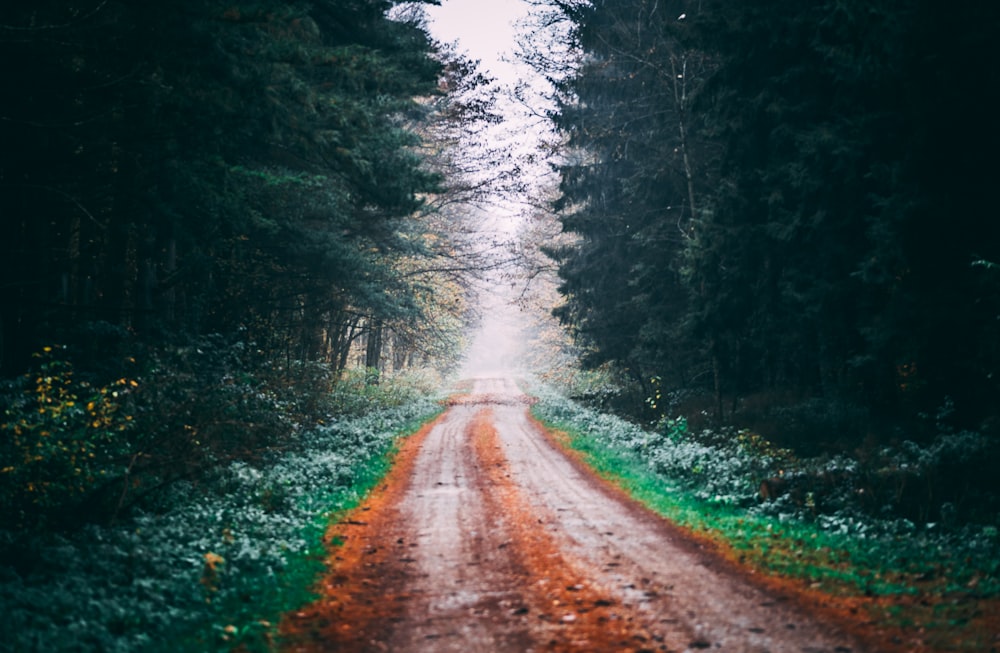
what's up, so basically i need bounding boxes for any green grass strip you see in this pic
[532,407,998,601]
[165,406,444,653]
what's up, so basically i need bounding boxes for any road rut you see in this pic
[282,377,868,652]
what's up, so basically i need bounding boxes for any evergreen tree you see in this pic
[0,0,449,375]
[544,0,1000,437]
[547,0,711,393]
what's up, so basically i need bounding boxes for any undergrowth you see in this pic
[530,383,1000,645]
[0,391,441,652]
[0,341,443,531]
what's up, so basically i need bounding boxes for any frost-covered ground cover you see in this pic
[530,384,1000,605]
[0,396,440,653]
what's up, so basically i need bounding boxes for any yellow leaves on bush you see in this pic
[735,430,796,464]
[201,552,226,593]
[204,551,225,569]
[0,347,140,511]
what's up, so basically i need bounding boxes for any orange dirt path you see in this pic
[470,408,673,652]
[279,378,892,652]
[279,411,444,652]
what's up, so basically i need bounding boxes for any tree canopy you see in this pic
[543,0,1000,443]
[0,0,459,376]
[0,0,500,527]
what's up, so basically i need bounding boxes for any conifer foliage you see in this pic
[0,0,443,373]
[0,0,461,526]
[545,0,1000,442]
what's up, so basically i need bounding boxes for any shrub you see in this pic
[1,338,445,529]
[530,383,1000,601]
[326,367,440,417]
[530,382,1000,531]
[0,347,138,528]
[0,394,441,652]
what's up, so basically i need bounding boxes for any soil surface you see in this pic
[281,377,872,652]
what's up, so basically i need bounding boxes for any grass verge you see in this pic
[530,391,1000,652]
[0,398,443,653]
[178,405,444,653]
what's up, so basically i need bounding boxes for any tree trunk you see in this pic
[364,318,383,384]
[670,55,698,224]
[392,330,411,373]
[711,339,724,421]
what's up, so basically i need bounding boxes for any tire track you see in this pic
[283,378,873,653]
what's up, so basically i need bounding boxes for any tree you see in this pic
[0,0,489,524]
[0,0,451,375]
[542,0,714,399]
[541,0,1000,439]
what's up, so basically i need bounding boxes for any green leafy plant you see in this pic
[0,391,441,652]
[529,382,1000,611]
[0,347,137,527]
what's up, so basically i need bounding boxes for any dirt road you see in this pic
[282,378,868,652]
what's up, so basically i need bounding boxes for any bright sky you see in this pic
[423,0,533,84]
[422,0,554,379]
[424,0,556,211]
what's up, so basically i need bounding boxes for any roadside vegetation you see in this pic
[0,344,441,653]
[525,2,1000,646]
[0,2,496,648]
[531,383,1000,650]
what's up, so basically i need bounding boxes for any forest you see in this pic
[0,1,487,647]
[2,0,1000,650]
[543,0,1000,450]
[0,0,498,530]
